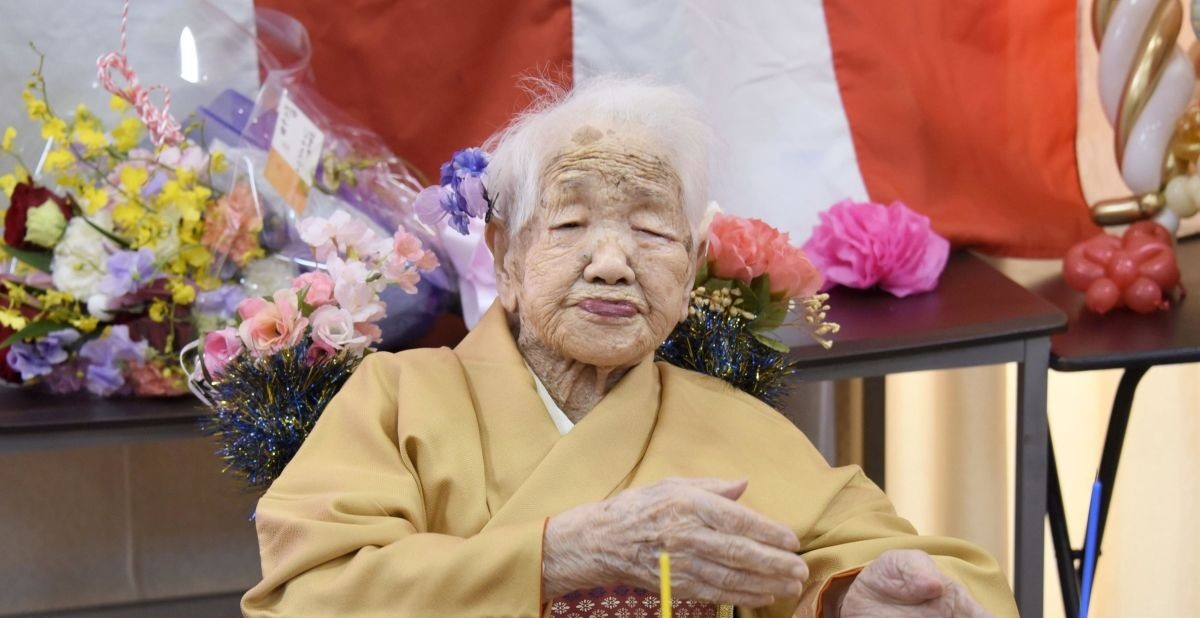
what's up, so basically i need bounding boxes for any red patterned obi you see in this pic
[547,585,725,617]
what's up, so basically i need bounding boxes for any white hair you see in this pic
[484,76,713,243]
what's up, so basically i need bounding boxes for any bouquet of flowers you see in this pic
[0,57,252,396]
[186,210,438,488]
[655,213,838,408]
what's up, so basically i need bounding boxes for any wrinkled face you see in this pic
[493,126,697,368]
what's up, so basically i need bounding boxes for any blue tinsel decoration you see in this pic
[195,340,362,490]
[655,303,797,409]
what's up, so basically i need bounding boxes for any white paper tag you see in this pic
[264,92,325,214]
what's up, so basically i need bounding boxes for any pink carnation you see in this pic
[803,199,950,298]
[127,362,189,397]
[203,327,243,375]
[291,271,336,307]
[707,214,823,297]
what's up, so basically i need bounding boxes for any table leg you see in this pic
[862,376,886,490]
[1047,433,1080,618]
[1015,337,1050,618]
[1094,365,1147,553]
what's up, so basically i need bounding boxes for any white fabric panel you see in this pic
[0,0,258,165]
[571,0,869,243]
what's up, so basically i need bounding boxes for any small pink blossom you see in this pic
[326,256,386,324]
[202,327,242,376]
[291,271,336,307]
[803,199,950,298]
[304,340,336,366]
[236,289,310,356]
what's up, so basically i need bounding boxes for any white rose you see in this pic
[309,305,371,354]
[51,215,114,300]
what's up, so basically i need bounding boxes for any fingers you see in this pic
[664,476,749,501]
[689,486,801,552]
[670,553,804,600]
[672,528,808,580]
[858,549,944,605]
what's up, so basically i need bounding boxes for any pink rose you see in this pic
[803,199,950,298]
[202,327,242,376]
[763,239,824,298]
[304,340,337,366]
[291,271,336,307]
[309,305,373,354]
[707,214,770,282]
[236,289,310,356]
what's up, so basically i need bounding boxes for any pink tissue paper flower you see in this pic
[203,327,242,376]
[803,199,949,298]
[707,214,823,298]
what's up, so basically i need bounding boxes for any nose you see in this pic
[583,235,636,285]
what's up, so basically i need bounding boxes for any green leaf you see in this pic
[0,320,69,348]
[0,243,52,272]
[704,277,734,291]
[753,301,790,331]
[693,260,709,287]
[752,332,791,353]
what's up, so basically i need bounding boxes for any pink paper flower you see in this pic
[291,271,336,307]
[202,327,242,375]
[707,214,823,297]
[803,199,950,298]
[236,289,310,356]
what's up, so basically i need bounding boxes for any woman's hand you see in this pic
[835,550,993,617]
[542,477,809,607]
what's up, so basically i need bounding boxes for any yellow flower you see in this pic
[1,127,15,152]
[179,244,212,270]
[194,273,222,291]
[0,175,16,198]
[43,148,75,173]
[80,185,110,214]
[210,150,228,173]
[0,308,28,331]
[74,125,108,156]
[119,166,149,193]
[40,117,68,142]
[148,298,170,323]
[24,199,69,248]
[109,95,130,113]
[113,199,147,230]
[70,314,99,333]
[21,91,49,121]
[41,289,72,308]
[176,168,197,188]
[111,117,143,152]
[168,279,196,304]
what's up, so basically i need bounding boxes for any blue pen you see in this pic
[1079,480,1102,618]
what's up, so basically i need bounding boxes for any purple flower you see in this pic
[419,147,491,236]
[44,360,85,394]
[5,328,81,381]
[194,284,246,319]
[98,248,157,297]
[79,325,149,396]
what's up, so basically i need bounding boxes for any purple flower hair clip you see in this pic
[415,147,495,235]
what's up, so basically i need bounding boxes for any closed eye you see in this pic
[552,221,583,230]
[636,227,674,241]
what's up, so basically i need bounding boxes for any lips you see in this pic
[578,298,638,318]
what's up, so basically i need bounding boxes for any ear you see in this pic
[486,221,520,313]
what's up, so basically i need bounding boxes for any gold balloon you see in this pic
[1094,0,1120,45]
[1090,192,1168,225]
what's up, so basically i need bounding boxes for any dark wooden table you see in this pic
[781,250,1067,618]
[1018,235,1200,618]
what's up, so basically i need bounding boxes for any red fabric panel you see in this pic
[824,1,1100,257]
[255,0,573,183]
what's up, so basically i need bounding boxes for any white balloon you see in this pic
[1154,204,1180,235]
[1099,0,1163,124]
[1120,49,1196,193]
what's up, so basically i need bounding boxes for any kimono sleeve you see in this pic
[240,352,546,618]
[788,468,1019,618]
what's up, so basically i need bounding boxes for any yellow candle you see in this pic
[659,552,672,618]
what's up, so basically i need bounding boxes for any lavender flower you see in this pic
[43,360,85,394]
[79,325,149,396]
[98,248,157,297]
[194,284,246,320]
[418,147,491,236]
[5,328,81,381]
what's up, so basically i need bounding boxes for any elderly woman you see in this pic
[241,79,1016,617]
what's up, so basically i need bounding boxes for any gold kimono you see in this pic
[242,304,1018,617]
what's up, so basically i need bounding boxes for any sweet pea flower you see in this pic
[202,327,243,376]
[6,328,80,381]
[97,248,157,298]
[291,271,336,307]
[236,289,310,357]
[326,256,386,324]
